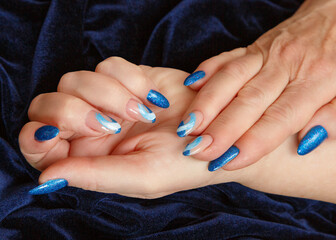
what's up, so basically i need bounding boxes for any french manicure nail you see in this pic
[177,111,203,137]
[29,178,68,195]
[297,125,328,155]
[86,111,121,134]
[184,71,205,86]
[208,146,240,172]
[126,99,156,123]
[34,125,59,142]
[183,135,213,156]
[147,89,170,108]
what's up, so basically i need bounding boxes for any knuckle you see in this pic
[220,60,247,81]
[95,60,112,74]
[197,88,222,109]
[263,102,296,133]
[58,71,79,92]
[198,56,219,70]
[306,57,334,78]
[28,93,48,119]
[274,37,304,63]
[237,84,267,107]
[96,56,125,73]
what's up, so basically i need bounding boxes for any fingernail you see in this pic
[208,146,240,172]
[177,111,203,137]
[183,135,213,156]
[86,111,121,134]
[126,99,156,123]
[34,125,59,142]
[29,179,68,195]
[297,125,328,155]
[184,71,205,86]
[147,89,170,108]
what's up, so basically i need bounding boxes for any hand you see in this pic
[178,0,336,171]
[19,58,224,198]
[18,58,336,202]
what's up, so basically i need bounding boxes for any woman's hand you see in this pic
[19,59,224,198]
[179,0,336,171]
[18,57,336,202]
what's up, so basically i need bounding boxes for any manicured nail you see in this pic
[177,111,203,137]
[34,125,59,142]
[297,125,328,155]
[184,71,205,86]
[183,135,213,156]
[147,89,170,108]
[126,99,156,123]
[86,111,121,134]
[208,146,240,172]
[29,179,68,195]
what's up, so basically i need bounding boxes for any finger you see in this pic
[223,80,335,171]
[28,149,213,198]
[185,65,288,158]
[177,52,264,137]
[297,99,336,155]
[95,57,169,108]
[19,121,69,170]
[29,92,122,136]
[58,71,157,124]
[184,48,247,90]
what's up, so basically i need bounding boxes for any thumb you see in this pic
[28,154,156,197]
[297,99,336,155]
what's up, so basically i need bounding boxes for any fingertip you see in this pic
[19,122,60,160]
[297,125,328,156]
[34,125,59,142]
[184,71,206,87]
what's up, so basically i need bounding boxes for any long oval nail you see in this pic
[183,135,213,156]
[34,125,59,142]
[29,179,68,195]
[126,99,156,123]
[177,111,203,137]
[86,111,121,134]
[208,146,240,172]
[147,89,170,108]
[297,125,328,155]
[184,71,205,86]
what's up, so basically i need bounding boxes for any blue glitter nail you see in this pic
[34,125,59,142]
[147,90,170,108]
[297,125,328,155]
[29,179,68,195]
[184,71,205,86]
[177,112,196,137]
[208,146,240,172]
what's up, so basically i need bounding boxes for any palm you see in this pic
[63,66,215,198]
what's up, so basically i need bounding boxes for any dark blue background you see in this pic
[1,0,335,239]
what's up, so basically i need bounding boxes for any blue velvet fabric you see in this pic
[1,0,336,239]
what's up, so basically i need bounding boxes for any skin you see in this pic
[182,0,336,171]
[19,58,336,202]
